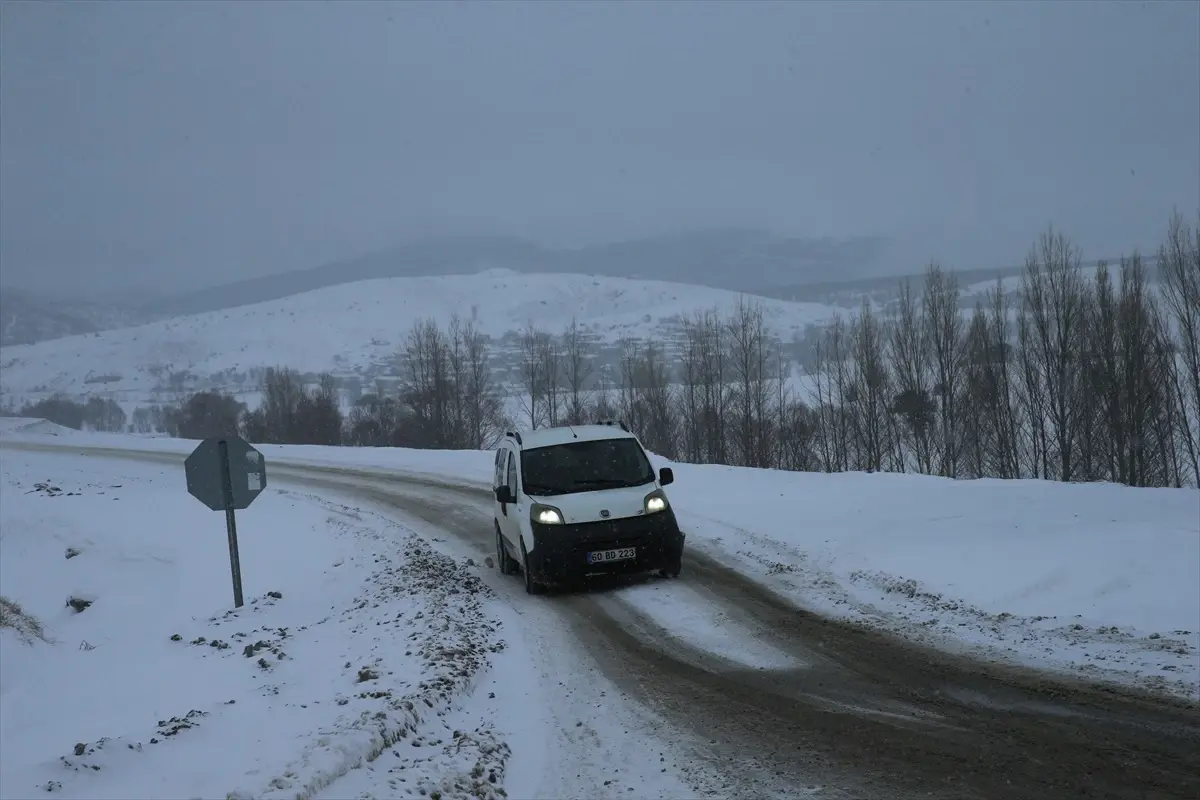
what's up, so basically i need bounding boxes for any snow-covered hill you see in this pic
[0,270,836,401]
[0,288,160,348]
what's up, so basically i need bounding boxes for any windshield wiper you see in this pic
[571,477,640,489]
[523,482,565,495]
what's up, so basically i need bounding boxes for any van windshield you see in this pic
[521,438,656,496]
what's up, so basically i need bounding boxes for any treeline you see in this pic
[5,395,128,432]
[3,392,250,439]
[503,215,1200,488]
[804,217,1199,488]
[135,316,509,450]
[11,215,1196,490]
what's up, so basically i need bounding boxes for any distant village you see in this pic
[28,317,821,415]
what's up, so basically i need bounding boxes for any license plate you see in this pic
[587,547,636,564]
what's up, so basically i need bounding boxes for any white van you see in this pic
[491,421,684,594]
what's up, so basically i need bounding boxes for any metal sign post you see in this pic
[217,439,245,608]
[185,436,268,609]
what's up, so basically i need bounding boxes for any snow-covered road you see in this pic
[0,447,724,800]
[5,420,1195,702]
[3,427,1199,800]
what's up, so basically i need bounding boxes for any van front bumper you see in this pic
[528,510,684,583]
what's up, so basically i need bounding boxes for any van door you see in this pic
[492,448,505,493]
[492,447,505,521]
[499,450,521,550]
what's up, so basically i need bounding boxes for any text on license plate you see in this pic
[587,547,636,564]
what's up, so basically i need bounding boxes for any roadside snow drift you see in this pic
[666,466,1200,701]
[0,450,511,800]
[0,417,76,437]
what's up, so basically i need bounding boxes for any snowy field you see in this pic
[0,270,835,399]
[3,420,1197,708]
[0,448,523,800]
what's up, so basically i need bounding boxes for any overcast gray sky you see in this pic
[2,0,1197,295]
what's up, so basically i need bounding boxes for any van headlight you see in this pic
[644,489,669,514]
[531,503,565,525]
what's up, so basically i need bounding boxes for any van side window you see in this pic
[505,452,518,498]
[493,448,505,489]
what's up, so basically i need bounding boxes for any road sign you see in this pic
[184,436,268,608]
[185,436,267,511]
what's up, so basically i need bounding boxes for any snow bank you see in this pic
[0,449,511,799]
[661,463,1200,699]
[0,417,77,437]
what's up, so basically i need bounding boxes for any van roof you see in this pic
[510,424,637,450]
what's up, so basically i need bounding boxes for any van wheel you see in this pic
[495,523,518,575]
[658,552,683,579]
[520,539,545,595]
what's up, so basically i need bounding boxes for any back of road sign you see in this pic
[185,436,268,511]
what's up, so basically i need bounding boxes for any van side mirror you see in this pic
[658,467,674,486]
[495,486,515,504]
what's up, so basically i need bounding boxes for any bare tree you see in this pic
[1019,227,1090,482]
[445,316,469,446]
[297,373,343,446]
[613,337,678,457]
[961,306,992,478]
[693,309,731,464]
[518,320,547,429]
[537,329,562,428]
[591,376,618,422]
[774,345,789,469]
[83,396,128,433]
[887,279,935,473]
[808,326,836,471]
[617,337,644,434]
[1088,260,1123,482]
[394,316,507,449]
[1150,304,1187,487]
[401,318,451,447]
[244,367,343,445]
[1157,210,1200,485]
[961,298,1020,480]
[461,320,506,448]
[678,312,707,463]
[1015,301,1049,478]
[985,280,1021,478]
[922,262,966,477]
[775,349,817,471]
[810,315,853,472]
[848,299,891,472]
[561,317,594,426]
[344,394,407,447]
[912,268,1021,482]
[256,366,306,444]
[1085,255,1183,486]
[638,341,680,458]
[727,297,774,467]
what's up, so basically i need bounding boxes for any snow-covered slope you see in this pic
[0,270,835,399]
